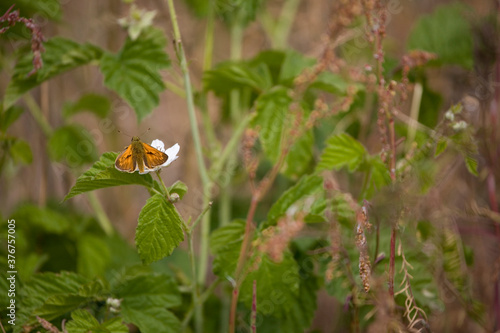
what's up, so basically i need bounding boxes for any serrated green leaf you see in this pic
[100,27,170,122]
[121,305,180,333]
[77,235,110,278]
[464,155,478,176]
[266,174,324,227]
[282,129,314,178]
[11,204,71,234]
[16,272,89,329]
[10,139,32,164]
[435,138,448,157]
[210,219,246,277]
[35,294,87,319]
[252,86,292,162]
[0,105,24,132]
[64,152,159,201]
[63,93,111,119]
[316,133,367,172]
[48,124,97,166]
[5,38,103,108]
[136,194,185,264]
[279,50,316,85]
[407,3,473,69]
[66,309,128,333]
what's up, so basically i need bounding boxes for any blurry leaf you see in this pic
[62,93,111,119]
[316,133,367,172]
[78,279,107,298]
[252,86,292,162]
[116,273,181,333]
[10,139,32,164]
[100,27,170,122]
[407,3,473,69]
[203,61,271,95]
[77,235,111,278]
[282,129,314,178]
[17,272,89,328]
[419,82,442,128]
[267,174,323,226]
[249,50,286,85]
[309,72,350,95]
[279,50,316,85]
[5,38,103,109]
[183,0,210,17]
[35,294,88,319]
[435,138,448,157]
[210,219,246,277]
[48,124,97,166]
[11,204,71,234]
[64,152,160,201]
[216,0,264,27]
[168,180,188,200]
[363,156,391,199]
[0,0,61,21]
[136,194,185,264]
[464,155,478,176]
[114,273,181,308]
[66,309,129,333]
[0,105,24,132]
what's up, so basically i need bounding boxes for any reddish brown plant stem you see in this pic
[388,227,396,297]
[251,280,257,333]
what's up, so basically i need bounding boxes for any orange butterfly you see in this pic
[115,136,169,174]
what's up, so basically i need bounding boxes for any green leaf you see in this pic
[64,152,159,201]
[309,72,350,95]
[0,105,24,132]
[63,93,111,119]
[279,50,316,85]
[464,155,478,177]
[407,3,473,69]
[136,194,185,264]
[10,139,32,164]
[435,138,448,157]
[17,272,89,328]
[77,235,111,278]
[116,273,181,333]
[48,124,97,166]
[11,204,71,234]
[363,156,391,199]
[100,27,170,122]
[0,0,61,22]
[5,38,103,109]
[216,0,264,27]
[316,133,367,172]
[66,309,128,333]
[267,174,324,226]
[168,180,188,200]
[252,86,292,162]
[210,219,246,277]
[282,129,314,178]
[35,294,87,319]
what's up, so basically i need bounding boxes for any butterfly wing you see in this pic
[115,145,137,173]
[142,143,168,170]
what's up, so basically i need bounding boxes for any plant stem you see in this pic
[155,170,171,201]
[187,231,202,333]
[181,277,222,331]
[24,93,53,137]
[164,0,212,289]
[86,192,114,236]
[406,81,423,152]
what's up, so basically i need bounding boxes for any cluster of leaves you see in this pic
[0,1,490,332]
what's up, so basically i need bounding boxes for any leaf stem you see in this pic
[86,192,114,236]
[23,93,53,137]
[155,170,171,201]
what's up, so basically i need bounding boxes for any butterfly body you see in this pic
[115,136,168,173]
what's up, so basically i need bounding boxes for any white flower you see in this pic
[148,139,179,173]
[445,110,455,121]
[452,120,468,131]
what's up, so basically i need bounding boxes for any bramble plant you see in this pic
[1,0,499,332]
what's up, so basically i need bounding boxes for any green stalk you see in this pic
[24,94,53,137]
[86,192,114,236]
[164,0,212,288]
[406,81,423,152]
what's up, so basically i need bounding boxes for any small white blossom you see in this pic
[444,110,454,121]
[118,5,157,40]
[452,120,468,131]
[106,298,121,308]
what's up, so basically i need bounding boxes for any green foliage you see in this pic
[216,0,264,27]
[65,310,128,333]
[100,27,170,122]
[62,93,111,119]
[210,219,246,277]
[5,38,103,108]
[316,133,367,172]
[407,3,474,69]
[0,105,25,132]
[64,152,160,201]
[136,194,185,264]
[48,124,97,166]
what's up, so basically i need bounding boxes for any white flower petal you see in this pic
[151,139,165,152]
[162,143,180,167]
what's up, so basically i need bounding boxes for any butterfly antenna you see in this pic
[140,128,151,137]
[117,129,132,138]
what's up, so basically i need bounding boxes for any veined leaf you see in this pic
[64,152,159,201]
[210,219,246,278]
[282,129,314,178]
[48,124,97,166]
[253,86,292,162]
[267,174,324,226]
[66,309,128,333]
[435,138,448,157]
[5,38,103,109]
[136,194,185,264]
[464,155,478,177]
[63,93,111,119]
[100,27,170,122]
[316,133,367,172]
[121,305,180,333]
[407,3,473,69]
